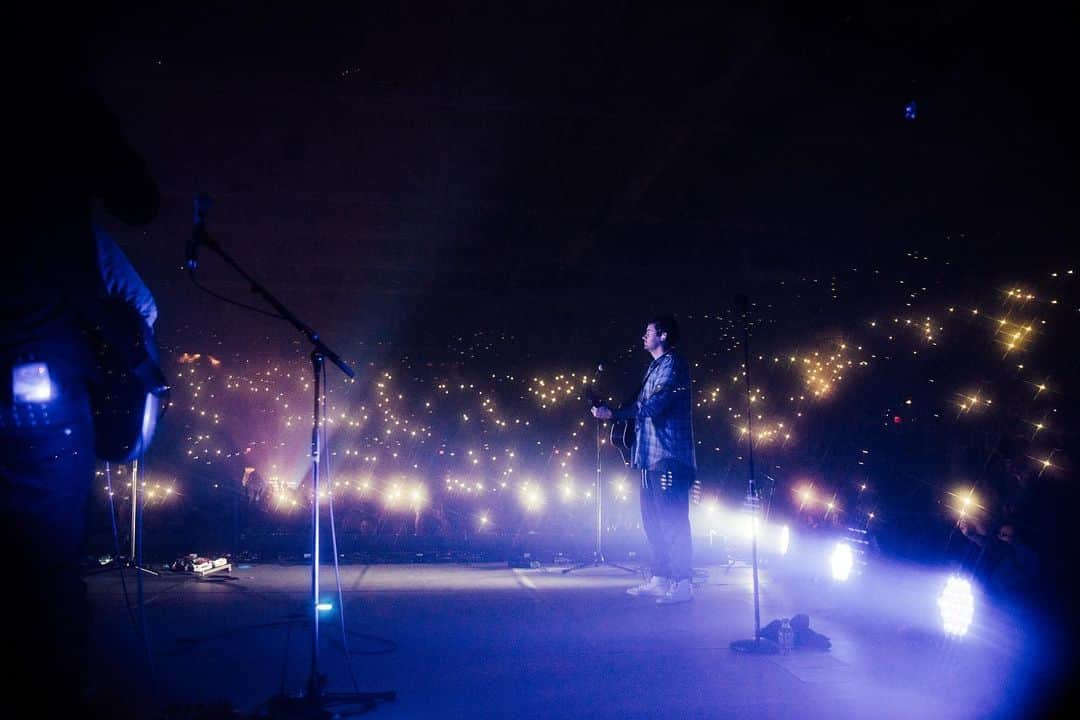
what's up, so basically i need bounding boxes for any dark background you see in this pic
[33,2,1072,351]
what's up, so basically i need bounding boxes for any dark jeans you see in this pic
[640,462,694,581]
[1,313,95,711]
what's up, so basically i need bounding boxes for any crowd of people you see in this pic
[956,451,1045,606]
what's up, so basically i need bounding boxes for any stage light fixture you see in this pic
[937,575,974,637]
[830,541,854,582]
[408,483,428,509]
[520,485,545,512]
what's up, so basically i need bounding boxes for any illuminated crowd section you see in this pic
[92,260,1072,591]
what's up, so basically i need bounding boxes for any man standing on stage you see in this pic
[592,315,697,604]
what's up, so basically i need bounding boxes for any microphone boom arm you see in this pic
[188,200,354,378]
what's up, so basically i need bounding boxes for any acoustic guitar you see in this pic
[585,386,635,466]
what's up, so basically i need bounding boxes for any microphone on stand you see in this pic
[586,362,607,409]
[729,287,774,654]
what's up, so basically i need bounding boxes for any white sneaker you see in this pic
[656,578,693,604]
[627,576,670,597]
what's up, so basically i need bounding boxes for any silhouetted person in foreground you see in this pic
[2,8,159,716]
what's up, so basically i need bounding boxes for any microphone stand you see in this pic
[91,459,159,577]
[564,365,637,575]
[730,294,778,654]
[190,201,395,716]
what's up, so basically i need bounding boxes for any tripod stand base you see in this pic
[266,690,396,719]
[87,559,159,577]
[730,637,779,654]
[561,554,639,575]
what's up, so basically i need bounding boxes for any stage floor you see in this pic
[85,560,1063,719]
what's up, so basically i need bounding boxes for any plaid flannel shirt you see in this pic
[613,350,696,472]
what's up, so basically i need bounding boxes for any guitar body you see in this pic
[585,386,635,466]
[609,418,635,466]
[86,297,169,462]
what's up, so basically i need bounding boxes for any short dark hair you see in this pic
[649,315,681,348]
